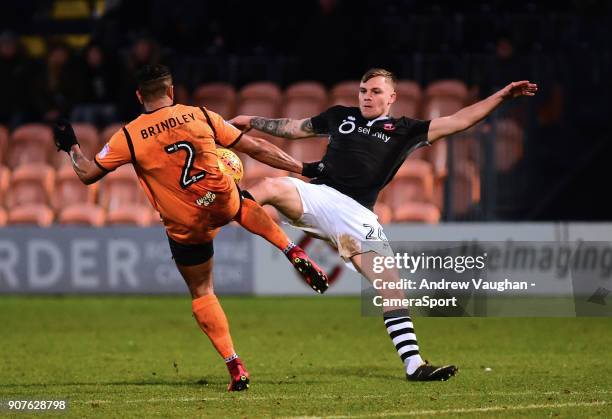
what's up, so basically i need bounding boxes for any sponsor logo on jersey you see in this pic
[98,143,110,159]
[383,123,395,131]
[195,191,216,206]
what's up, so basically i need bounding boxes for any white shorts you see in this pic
[285,177,393,261]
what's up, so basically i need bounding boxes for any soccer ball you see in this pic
[216,148,244,183]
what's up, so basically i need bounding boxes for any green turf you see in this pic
[0,296,610,418]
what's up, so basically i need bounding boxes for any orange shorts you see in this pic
[164,181,241,244]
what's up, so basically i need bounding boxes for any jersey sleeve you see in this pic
[310,106,343,135]
[404,118,431,145]
[201,108,243,148]
[94,129,132,172]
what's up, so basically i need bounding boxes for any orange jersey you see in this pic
[95,104,243,243]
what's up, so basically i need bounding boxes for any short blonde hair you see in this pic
[361,68,396,88]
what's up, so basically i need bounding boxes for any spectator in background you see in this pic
[71,42,120,127]
[30,41,80,123]
[117,35,163,120]
[0,31,33,127]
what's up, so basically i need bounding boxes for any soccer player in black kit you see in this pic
[230,68,537,381]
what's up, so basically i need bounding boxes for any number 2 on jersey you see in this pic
[164,141,206,188]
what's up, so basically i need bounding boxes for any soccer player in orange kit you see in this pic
[53,64,328,391]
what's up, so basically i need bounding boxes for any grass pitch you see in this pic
[0,296,611,418]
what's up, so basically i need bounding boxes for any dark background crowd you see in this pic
[0,0,610,221]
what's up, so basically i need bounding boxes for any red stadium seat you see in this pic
[381,159,435,211]
[391,80,422,118]
[5,163,55,209]
[374,202,392,224]
[393,201,441,224]
[53,165,97,210]
[7,203,54,226]
[106,203,153,226]
[420,80,468,178]
[237,81,282,118]
[6,124,54,168]
[193,83,237,120]
[58,203,106,226]
[0,124,8,165]
[329,81,360,107]
[98,165,147,212]
[449,161,481,217]
[0,206,6,226]
[100,123,125,147]
[0,165,9,206]
[494,119,524,172]
[282,81,327,119]
[54,123,100,168]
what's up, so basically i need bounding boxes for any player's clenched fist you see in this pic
[53,119,79,152]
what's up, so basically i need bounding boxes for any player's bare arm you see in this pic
[233,134,303,174]
[428,80,538,143]
[229,115,317,139]
[69,145,106,185]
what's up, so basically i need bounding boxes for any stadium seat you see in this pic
[0,206,6,226]
[420,80,468,178]
[58,203,106,226]
[393,201,441,224]
[0,165,9,205]
[381,159,435,211]
[54,123,100,167]
[289,138,328,163]
[282,81,327,119]
[53,165,97,210]
[0,125,8,165]
[423,80,468,113]
[5,163,55,209]
[106,204,153,226]
[494,119,524,172]
[98,165,147,212]
[192,83,237,120]
[7,203,54,227]
[100,123,125,147]
[449,161,481,217]
[6,124,54,169]
[374,202,392,224]
[237,81,282,118]
[391,80,422,118]
[329,81,360,107]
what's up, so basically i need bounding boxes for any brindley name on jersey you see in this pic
[338,116,392,142]
[310,105,431,210]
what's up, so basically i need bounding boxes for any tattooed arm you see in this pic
[229,115,318,139]
[69,145,107,185]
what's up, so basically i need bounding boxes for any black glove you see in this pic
[53,119,78,152]
[302,161,325,178]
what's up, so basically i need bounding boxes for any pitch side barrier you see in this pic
[1,223,611,316]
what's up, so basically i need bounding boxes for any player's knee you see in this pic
[256,177,289,205]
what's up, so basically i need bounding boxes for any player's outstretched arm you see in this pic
[233,134,303,174]
[69,145,107,185]
[229,115,317,139]
[428,80,538,143]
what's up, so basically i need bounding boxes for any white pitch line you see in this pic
[72,390,612,406]
[321,401,609,418]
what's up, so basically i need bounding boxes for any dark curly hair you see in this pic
[135,64,172,101]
